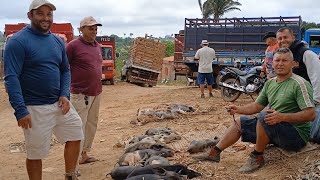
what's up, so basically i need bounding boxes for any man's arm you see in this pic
[303,50,320,104]
[66,42,74,64]
[227,102,265,115]
[194,50,200,61]
[264,107,315,125]
[4,39,29,120]
[60,45,71,99]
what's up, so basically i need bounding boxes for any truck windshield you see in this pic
[102,47,113,60]
[310,35,320,48]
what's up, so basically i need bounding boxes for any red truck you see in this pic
[0,23,74,78]
[95,36,116,85]
[4,23,74,43]
[1,24,116,85]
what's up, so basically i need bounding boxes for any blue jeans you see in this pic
[198,73,214,85]
[310,105,320,143]
[240,111,306,151]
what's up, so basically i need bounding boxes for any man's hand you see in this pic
[18,114,32,129]
[264,109,285,125]
[225,105,238,115]
[59,96,70,115]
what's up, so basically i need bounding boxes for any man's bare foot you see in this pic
[79,152,99,164]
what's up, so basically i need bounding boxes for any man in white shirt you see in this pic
[194,40,216,98]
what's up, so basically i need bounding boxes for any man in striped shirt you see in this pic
[194,48,315,173]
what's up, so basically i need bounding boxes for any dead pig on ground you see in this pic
[187,136,220,154]
[108,164,201,180]
[118,148,174,166]
[132,104,195,126]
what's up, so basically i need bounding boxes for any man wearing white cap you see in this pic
[66,16,103,165]
[194,39,216,98]
[4,0,83,179]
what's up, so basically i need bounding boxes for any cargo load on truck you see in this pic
[177,16,309,85]
[121,35,166,87]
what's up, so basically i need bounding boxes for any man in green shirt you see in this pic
[194,48,315,173]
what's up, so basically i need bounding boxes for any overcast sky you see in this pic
[0,0,319,37]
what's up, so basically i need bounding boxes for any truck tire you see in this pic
[126,72,131,83]
[148,84,153,87]
[121,75,126,81]
[110,78,115,85]
[102,80,108,85]
[220,78,241,102]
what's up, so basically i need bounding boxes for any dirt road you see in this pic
[0,82,318,179]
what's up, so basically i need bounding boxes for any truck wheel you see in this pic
[148,84,153,87]
[126,72,130,83]
[220,78,241,102]
[102,80,108,85]
[110,78,115,85]
[194,78,199,87]
[121,75,126,81]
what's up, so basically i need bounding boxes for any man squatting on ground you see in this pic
[66,16,103,165]
[194,48,315,173]
[194,39,216,98]
[4,0,83,179]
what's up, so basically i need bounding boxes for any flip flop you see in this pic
[79,157,99,164]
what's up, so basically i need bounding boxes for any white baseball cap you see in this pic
[29,0,56,12]
[201,40,209,45]
[80,16,102,27]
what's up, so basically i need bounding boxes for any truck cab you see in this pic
[303,28,320,56]
[96,36,116,85]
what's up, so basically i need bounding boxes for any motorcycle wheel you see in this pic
[220,78,241,102]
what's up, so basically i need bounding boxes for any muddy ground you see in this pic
[0,81,319,180]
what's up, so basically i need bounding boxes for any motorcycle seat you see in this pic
[228,67,248,76]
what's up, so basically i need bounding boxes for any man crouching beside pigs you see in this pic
[194,48,316,173]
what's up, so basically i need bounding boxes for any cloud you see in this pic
[0,0,319,37]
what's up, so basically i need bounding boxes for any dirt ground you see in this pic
[0,81,319,180]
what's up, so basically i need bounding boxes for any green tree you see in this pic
[302,21,320,30]
[162,40,174,57]
[198,0,242,20]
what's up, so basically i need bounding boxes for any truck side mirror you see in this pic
[116,52,120,58]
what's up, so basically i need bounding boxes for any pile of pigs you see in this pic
[107,128,220,180]
[131,104,195,126]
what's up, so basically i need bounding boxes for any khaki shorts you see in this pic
[24,102,83,160]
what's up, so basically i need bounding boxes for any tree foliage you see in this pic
[302,21,320,30]
[198,0,242,19]
[163,40,174,57]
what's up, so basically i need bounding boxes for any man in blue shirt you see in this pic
[4,0,83,179]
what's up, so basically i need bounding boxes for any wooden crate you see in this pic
[130,37,166,71]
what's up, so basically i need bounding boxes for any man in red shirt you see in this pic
[66,16,102,166]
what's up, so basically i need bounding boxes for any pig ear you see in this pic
[152,167,166,176]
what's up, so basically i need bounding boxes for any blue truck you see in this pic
[177,16,320,85]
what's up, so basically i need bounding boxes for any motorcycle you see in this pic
[218,66,266,102]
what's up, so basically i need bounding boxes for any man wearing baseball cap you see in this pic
[66,16,103,166]
[4,0,83,179]
[194,39,216,98]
